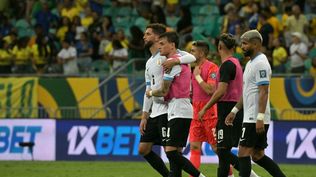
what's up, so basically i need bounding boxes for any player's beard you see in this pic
[144,40,154,49]
[243,48,253,57]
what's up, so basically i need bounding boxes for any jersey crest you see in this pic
[210,72,216,79]
[259,70,267,78]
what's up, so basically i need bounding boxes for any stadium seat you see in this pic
[117,7,132,17]
[192,15,205,26]
[114,16,132,29]
[90,60,110,74]
[199,5,212,15]
[190,5,202,16]
[166,16,179,28]
[134,17,149,31]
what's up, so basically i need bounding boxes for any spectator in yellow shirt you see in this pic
[0,40,12,74]
[31,36,51,74]
[57,16,71,41]
[60,0,81,21]
[272,38,288,74]
[11,37,32,73]
[80,6,94,28]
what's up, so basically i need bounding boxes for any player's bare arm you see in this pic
[193,66,216,95]
[146,80,172,97]
[225,95,243,126]
[139,111,149,135]
[162,51,196,73]
[198,82,228,120]
[256,84,269,134]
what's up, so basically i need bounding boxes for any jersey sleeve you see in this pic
[177,50,196,64]
[206,64,218,85]
[219,61,236,83]
[143,67,153,113]
[255,61,271,86]
[145,69,151,91]
[163,65,181,81]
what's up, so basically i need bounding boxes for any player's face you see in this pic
[190,46,202,61]
[159,37,173,56]
[143,28,157,48]
[241,39,254,57]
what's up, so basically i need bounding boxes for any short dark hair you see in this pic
[159,32,179,48]
[146,23,166,35]
[192,40,209,56]
[219,33,236,50]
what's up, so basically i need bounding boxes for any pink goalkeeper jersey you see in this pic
[216,57,243,102]
[192,60,218,102]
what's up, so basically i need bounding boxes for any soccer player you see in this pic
[199,34,258,177]
[225,30,286,177]
[188,41,219,172]
[139,24,197,177]
[147,32,206,177]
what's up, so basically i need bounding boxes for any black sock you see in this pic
[229,152,240,171]
[254,155,286,177]
[166,150,182,177]
[238,156,251,177]
[181,152,200,177]
[144,151,169,177]
[217,149,231,177]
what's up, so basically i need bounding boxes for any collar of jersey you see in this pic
[250,52,262,62]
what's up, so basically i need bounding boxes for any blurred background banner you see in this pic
[270,77,316,120]
[0,119,55,161]
[0,78,38,118]
[273,121,316,164]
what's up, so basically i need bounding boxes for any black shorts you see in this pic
[166,118,191,147]
[140,114,168,146]
[239,123,269,149]
[217,102,243,148]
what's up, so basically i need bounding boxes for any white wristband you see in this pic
[149,90,153,96]
[195,75,203,84]
[257,113,265,121]
[231,106,239,114]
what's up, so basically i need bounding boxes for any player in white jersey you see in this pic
[225,30,286,177]
[139,24,197,177]
[147,32,206,177]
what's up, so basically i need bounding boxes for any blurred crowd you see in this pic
[0,0,315,76]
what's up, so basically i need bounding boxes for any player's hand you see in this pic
[198,108,206,121]
[162,58,179,73]
[139,118,147,135]
[145,90,152,97]
[193,66,201,76]
[256,120,265,134]
[225,112,236,126]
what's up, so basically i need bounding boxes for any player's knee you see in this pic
[251,149,264,161]
[237,145,252,157]
[138,144,151,156]
[189,143,201,150]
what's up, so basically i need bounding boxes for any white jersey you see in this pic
[243,53,271,124]
[164,63,193,121]
[142,50,195,118]
[144,52,168,118]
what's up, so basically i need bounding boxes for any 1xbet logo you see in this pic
[67,126,140,156]
[286,128,316,159]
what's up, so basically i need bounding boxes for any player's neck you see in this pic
[250,50,261,60]
[196,58,206,66]
[221,52,233,63]
[166,50,177,58]
[150,43,159,55]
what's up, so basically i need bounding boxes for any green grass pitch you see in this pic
[1,161,315,177]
